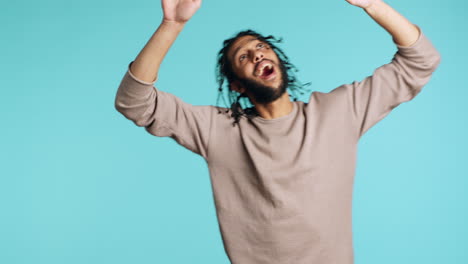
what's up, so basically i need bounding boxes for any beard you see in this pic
[235,61,289,104]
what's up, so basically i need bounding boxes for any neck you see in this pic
[251,92,294,120]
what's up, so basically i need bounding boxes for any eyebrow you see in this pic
[232,38,258,61]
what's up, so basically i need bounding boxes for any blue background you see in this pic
[1,0,467,263]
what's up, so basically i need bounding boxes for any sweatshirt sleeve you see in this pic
[114,61,214,159]
[333,24,442,140]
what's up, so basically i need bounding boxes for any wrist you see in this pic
[364,0,384,13]
[161,19,187,30]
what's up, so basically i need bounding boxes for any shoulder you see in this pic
[305,85,353,114]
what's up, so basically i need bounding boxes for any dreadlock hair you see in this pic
[215,29,312,127]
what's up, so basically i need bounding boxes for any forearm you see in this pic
[130,20,186,83]
[364,0,420,47]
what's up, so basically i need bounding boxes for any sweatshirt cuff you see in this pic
[392,24,441,61]
[127,61,158,86]
[392,24,423,50]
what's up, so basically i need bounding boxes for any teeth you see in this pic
[262,64,272,71]
[255,62,273,76]
[257,63,272,76]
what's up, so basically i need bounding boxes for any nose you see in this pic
[252,50,264,63]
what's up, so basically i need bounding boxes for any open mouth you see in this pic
[255,60,276,80]
[261,65,275,78]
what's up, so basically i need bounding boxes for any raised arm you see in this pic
[115,0,215,159]
[323,0,443,139]
[346,0,420,47]
[130,0,202,83]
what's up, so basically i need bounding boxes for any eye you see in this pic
[257,42,267,49]
[239,54,247,62]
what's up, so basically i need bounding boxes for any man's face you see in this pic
[227,35,288,104]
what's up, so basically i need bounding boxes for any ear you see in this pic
[230,81,246,94]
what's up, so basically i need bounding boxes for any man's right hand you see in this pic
[125,0,202,84]
[162,0,202,25]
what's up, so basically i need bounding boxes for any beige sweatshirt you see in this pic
[115,24,441,264]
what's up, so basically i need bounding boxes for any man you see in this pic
[115,0,441,263]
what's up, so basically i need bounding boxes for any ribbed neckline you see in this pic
[252,102,298,123]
